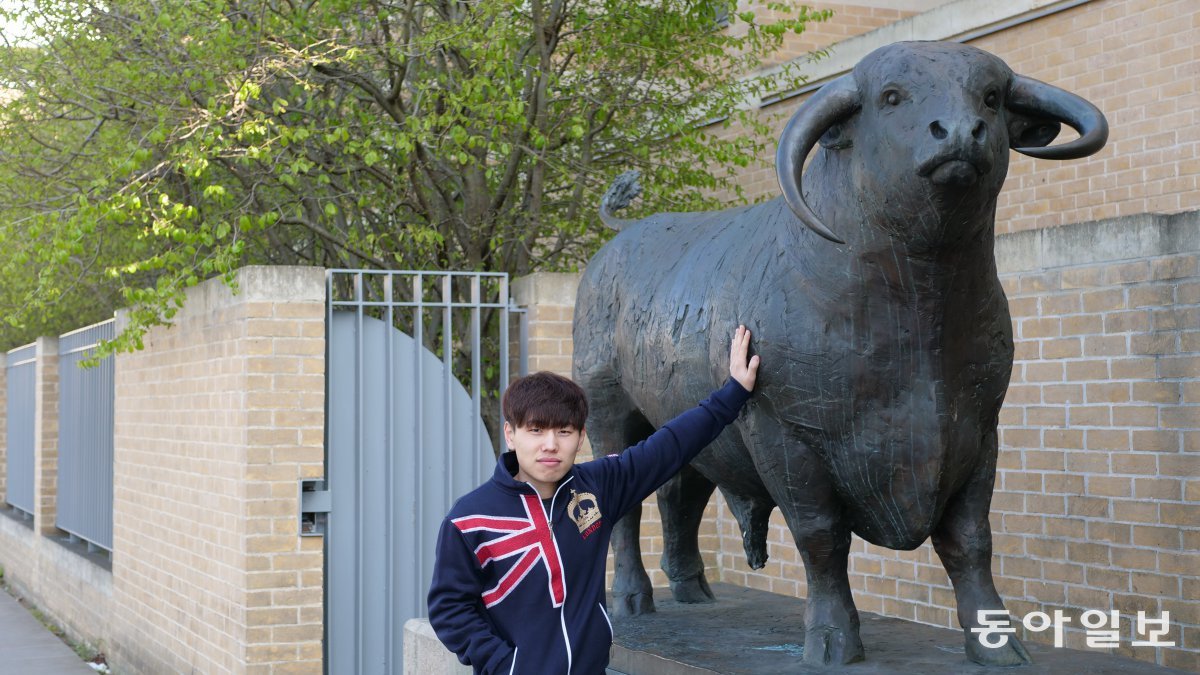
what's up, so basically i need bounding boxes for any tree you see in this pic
[1,0,826,437]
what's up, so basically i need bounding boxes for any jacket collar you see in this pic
[492,451,576,502]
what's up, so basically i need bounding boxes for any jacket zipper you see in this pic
[527,477,575,674]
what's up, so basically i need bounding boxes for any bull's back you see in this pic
[575,201,773,418]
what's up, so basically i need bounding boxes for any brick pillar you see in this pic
[32,336,59,535]
[511,272,581,376]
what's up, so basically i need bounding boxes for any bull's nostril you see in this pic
[972,120,986,142]
[930,122,947,140]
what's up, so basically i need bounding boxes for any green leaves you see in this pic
[0,0,825,352]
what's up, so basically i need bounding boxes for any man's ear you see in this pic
[503,421,515,450]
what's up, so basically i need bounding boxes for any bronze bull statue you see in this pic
[572,41,1107,666]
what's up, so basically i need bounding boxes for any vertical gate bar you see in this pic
[324,270,333,672]
[59,347,68,535]
[76,349,83,539]
[82,342,87,542]
[80,341,86,541]
[384,273,396,670]
[76,349,81,538]
[85,347,91,540]
[73,349,80,539]
[353,271,365,674]
[59,349,67,535]
[82,332,87,541]
[470,276,482,485]
[499,279,509,427]
[412,273,425,605]
[442,275,454,504]
[105,336,114,549]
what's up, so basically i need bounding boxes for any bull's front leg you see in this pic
[758,428,865,665]
[931,431,1032,667]
[611,502,656,615]
[785,508,865,666]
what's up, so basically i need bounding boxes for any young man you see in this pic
[428,326,760,675]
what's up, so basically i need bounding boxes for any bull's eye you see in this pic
[984,90,999,109]
[884,90,901,106]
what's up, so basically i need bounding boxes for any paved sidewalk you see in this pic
[0,590,94,674]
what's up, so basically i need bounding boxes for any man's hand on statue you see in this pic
[730,325,760,392]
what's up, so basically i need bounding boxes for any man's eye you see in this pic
[527,427,541,433]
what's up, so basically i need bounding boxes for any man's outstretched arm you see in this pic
[586,325,761,518]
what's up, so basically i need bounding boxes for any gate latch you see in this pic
[299,479,330,537]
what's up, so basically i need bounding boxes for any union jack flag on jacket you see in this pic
[428,379,750,675]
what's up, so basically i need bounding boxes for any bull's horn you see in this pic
[1008,75,1109,159]
[776,75,860,245]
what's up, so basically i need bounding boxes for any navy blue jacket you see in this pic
[427,379,750,675]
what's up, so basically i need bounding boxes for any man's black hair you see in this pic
[502,371,589,430]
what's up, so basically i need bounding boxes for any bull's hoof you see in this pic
[669,574,715,603]
[966,632,1032,667]
[612,592,656,617]
[803,626,865,666]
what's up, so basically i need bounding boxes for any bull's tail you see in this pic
[599,170,641,231]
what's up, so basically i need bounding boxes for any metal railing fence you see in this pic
[56,320,115,552]
[324,269,526,673]
[4,343,37,517]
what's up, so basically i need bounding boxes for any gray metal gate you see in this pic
[5,343,37,517]
[323,269,524,674]
[57,319,116,552]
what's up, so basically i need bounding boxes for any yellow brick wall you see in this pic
[755,2,915,68]
[109,266,326,675]
[0,267,327,675]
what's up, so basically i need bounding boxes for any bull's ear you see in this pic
[818,124,852,150]
[1008,114,1061,149]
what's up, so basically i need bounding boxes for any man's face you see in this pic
[504,422,585,499]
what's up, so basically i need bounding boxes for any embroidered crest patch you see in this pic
[567,489,602,536]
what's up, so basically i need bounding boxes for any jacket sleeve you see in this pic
[427,517,516,675]
[584,378,751,520]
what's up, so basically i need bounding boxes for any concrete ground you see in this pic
[0,590,95,675]
[609,583,1192,675]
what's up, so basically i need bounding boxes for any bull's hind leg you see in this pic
[603,410,659,616]
[657,463,717,603]
[932,432,1031,667]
